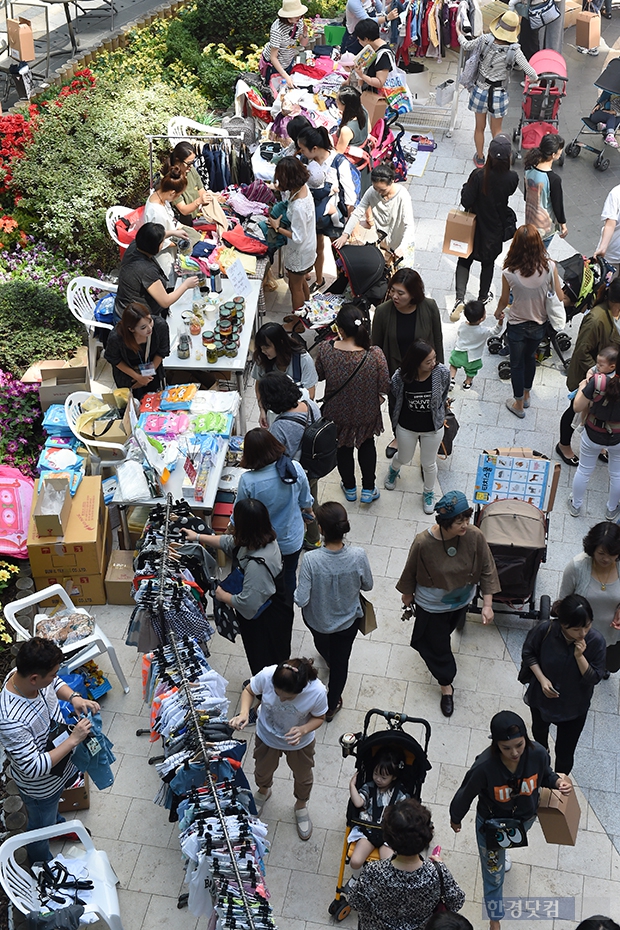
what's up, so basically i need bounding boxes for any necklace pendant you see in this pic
[447,546,458,557]
[601,582,606,590]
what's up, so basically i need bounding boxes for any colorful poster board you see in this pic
[473,452,550,509]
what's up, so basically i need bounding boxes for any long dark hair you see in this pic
[503,224,549,277]
[162,141,194,174]
[252,322,304,371]
[335,302,370,349]
[337,85,367,132]
[117,302,152,354]
[482,152,510,195]
[400,338,435,384]
[524,133,565,170]
[297,125,333,154]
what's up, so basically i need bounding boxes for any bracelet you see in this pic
[69,692,82,702]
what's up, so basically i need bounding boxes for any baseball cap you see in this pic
[490,710,528,742]
[488,134,512,161]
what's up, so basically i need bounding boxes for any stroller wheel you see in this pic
[328,899,341,916]
[498,360,512,380]
[558,151,565,167]
[539,594,551,621]
[556,332,572,352]
[512,128,519,143]
[566,142,581,158]
[329,899,352,921]
[595,154,611,171]
[487,336,503,354]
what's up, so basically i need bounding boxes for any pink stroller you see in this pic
[513,49,568,160]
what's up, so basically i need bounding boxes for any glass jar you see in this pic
[222,301,236,313]
[177,334,191,359]
[215,340,225,358]
[225,344,238,358]
[233,296,245,311]
[236,309,245,326]
[201,330,215,346]
[219,320,233,339]
[206,342,218,364]
[190,317,202,336]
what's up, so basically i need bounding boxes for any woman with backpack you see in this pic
[297,125,359,291]
[524,134,567,249]
[316,302,390,504]
[252,322,318,422]
[333,164,415,259]
[458,10,537,168]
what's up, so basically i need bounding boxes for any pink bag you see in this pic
[0,466,34,559]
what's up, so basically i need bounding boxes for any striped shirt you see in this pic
[262,19,300,69]
[458,33,537,88]
[0,675,77,799]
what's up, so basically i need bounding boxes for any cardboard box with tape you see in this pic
[59,773,90,813]
[105,551,135,605]
[7,17,35,62]
[33,476,72,537]
[442,209,476,258]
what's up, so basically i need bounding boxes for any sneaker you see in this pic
[498,345,510,356]
[450,300,465,322]
[568,495,581,518]
[303,535,321,550]
[473,153,485,168]
[384,465,400,490]
[449,378,456,390]
[360,487,380,504]
[577,45,588,53]
[588,47,600,55]
[462,380,473,390]
[481,291,494,305]
[423,490,434,514]
[605,503,620,521]
[340,481,357,502]
[504,852,512,872]
[606,134,619,148]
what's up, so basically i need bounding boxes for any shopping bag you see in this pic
[358,593,377,635]
[438,404,459,458]
[537,779,581,845]
[442,209,476,258]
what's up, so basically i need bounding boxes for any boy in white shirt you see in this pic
[449,300,501,390]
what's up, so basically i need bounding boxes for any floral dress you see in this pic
[315,343,390,449]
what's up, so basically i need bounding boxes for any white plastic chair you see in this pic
[168,115,229,144]
[0,820,123,930]
[3,584,130,693]
[105,205,133,248]
[64,391,127,476]
[66,276,117,383]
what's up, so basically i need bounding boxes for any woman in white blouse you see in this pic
[144,166,200,280]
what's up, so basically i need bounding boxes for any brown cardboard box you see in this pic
[79,403,132,447]
[7,17,35,62]
[576,11,600,48]
[22,348,89,385]
[38,373,91,412]
[28,476,109,577]
[59,774,90,813]
[564,0,581,28]
[442,209,476,258]
[105,550,135,605]
[33,572,107,606]
[537,780,581,845]
[33,477,72,537]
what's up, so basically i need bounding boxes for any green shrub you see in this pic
[171,0,279,52]
[11,74,210,271]
[0,281,82,375]
[306,0,345,17]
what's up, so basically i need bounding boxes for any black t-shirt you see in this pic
[366,44,393,82]
[114,241,168,321]
[396,309,417,362]
[104,316,170,390]
[398,377,434,432]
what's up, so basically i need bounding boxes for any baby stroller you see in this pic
[487,320,573,376]
[513,49,568,159]
[566,59,620,171]
[557,252,616,313]
[329,708,431,923]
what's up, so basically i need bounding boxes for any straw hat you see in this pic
[278,0,308,17]
[489,9,521,42]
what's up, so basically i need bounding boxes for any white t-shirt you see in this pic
[598,185,620,263]
[250,665,328,751]
[284,189,317,273]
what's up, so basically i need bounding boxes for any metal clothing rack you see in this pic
[146,131,248,191]
[398,46,463,138]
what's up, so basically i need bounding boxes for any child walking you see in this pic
[348,749,410,873]
[449,300,501,390]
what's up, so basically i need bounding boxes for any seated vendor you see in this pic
[163,142,210,224]
[261,0,308,89]
[105,302,169,400]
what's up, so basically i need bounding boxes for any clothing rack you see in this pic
[146,132,248,190]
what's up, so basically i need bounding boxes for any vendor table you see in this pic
[166,277,261,434]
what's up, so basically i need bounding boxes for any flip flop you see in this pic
[555,443,579,467]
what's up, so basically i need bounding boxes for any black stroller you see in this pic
[566,58,620,171]
[329,709,431,923]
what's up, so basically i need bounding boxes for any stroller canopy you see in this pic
[529,49,567,79]
[595,58,620,93]
[337,244,387,304]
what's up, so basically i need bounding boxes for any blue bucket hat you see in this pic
[434,490,470,518]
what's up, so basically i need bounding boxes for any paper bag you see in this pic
[442,209,476,258]
[361,91,387,129]
[576,11,600,48]
[7,17,35,62]
[537,779,581,845]
[358,593,377,635]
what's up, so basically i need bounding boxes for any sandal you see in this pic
[555,443,579,467]
[309,279,326,293]
[294,806,313,840]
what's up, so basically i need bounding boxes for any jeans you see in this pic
[571,431,620,510]
[456,254,495,302]
[529,706,589,774]
[19,786,66,864]
[476,814,536,920]
[392,424,444,492]
[307,619,359,713]
[282,549,301,598]
[506,320,547,399]
[337,437,377,491]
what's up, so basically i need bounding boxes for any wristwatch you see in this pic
[69,692,82,702]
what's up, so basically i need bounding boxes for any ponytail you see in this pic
[297,125,333,153]
[335,302,370,349]
[272,657,318,694]
[524,133,564,169]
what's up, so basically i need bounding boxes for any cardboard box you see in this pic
[537,780,581,845]
[33,477,72,537]
[59,774,90,813]
[7,17,35,62]
[22,348,89,385]
[79,403,132,447]
[576,10,600,48]
[39,373,91,412]
[442,209,476,258]
[28,476,109,577]
[105,550,135,605]
[564,0,580,29]
[33,572,107,607]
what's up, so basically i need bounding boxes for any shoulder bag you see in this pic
[529,0,560,29]
[484,817,529,849]
[431,859,451,914]
[546,268,567,332]
[438,398,460,459]
[320,348,369,411]
[213,549,280,641]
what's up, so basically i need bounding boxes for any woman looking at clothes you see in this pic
[333,86,370,194]
[260,0,308,88]
[560,522,620,674]
[182,499,293,675]
[521,594,606,774]
[342,0,398,55]
[348,797,465,930]
[268,156,317,312]
[316,303,390,504]
[297,125,358,290]
[104,302,169,399]
[450,711,572,930]
[334,164,416,259]
[450,133,518,322]
[524,134,567,249]
[396,490,500,716]
[162,141,210,223]
[557,278,620,467]
[114,223,199,321]
[372,268,443,458]
[294,501,373,721]
[569,350,620,519]
[144,167,201,280]
[384,339,450,514]
[237,428,314,596]
[495,224,563,419]
[252,322,318,422]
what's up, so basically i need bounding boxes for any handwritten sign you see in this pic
[226,258,251,297]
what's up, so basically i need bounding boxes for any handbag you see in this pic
[529,0,560,29]
[359,593,377,635]
[503,206,517,242]
[218,551,277,619]
[46,719,73,778]
[438,402,460,459]
[484,817,529,849]
[546,271,567,331]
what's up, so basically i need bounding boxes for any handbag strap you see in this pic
[431,859,446,901]
[322,349,369,406]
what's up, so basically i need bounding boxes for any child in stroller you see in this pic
[348,748,409,870]
[589,92,620,148]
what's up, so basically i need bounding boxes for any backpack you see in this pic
[279,404,338,479]
[460,34,519,92]
[332,153,362,219]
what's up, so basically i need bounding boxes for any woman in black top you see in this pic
[450,710,571,930]
[105,302,169,399]
[451,133,518,321]
[524,134,567,249]
[353,18,394,93]
[521,594,606,774]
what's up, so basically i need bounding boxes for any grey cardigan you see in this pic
[389,363,451,432]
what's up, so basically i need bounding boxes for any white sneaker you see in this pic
[504,852,512,872]
[587,47,600,55]
[605,503,620,521]
[568,495,581,518]
[450,300,465,322]
[423,491,435,514]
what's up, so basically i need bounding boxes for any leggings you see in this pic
[571,430,620,510]
[337,437,377,491]
[529,706,588,775]
[456,254,495,303]
[559,399,575,447]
